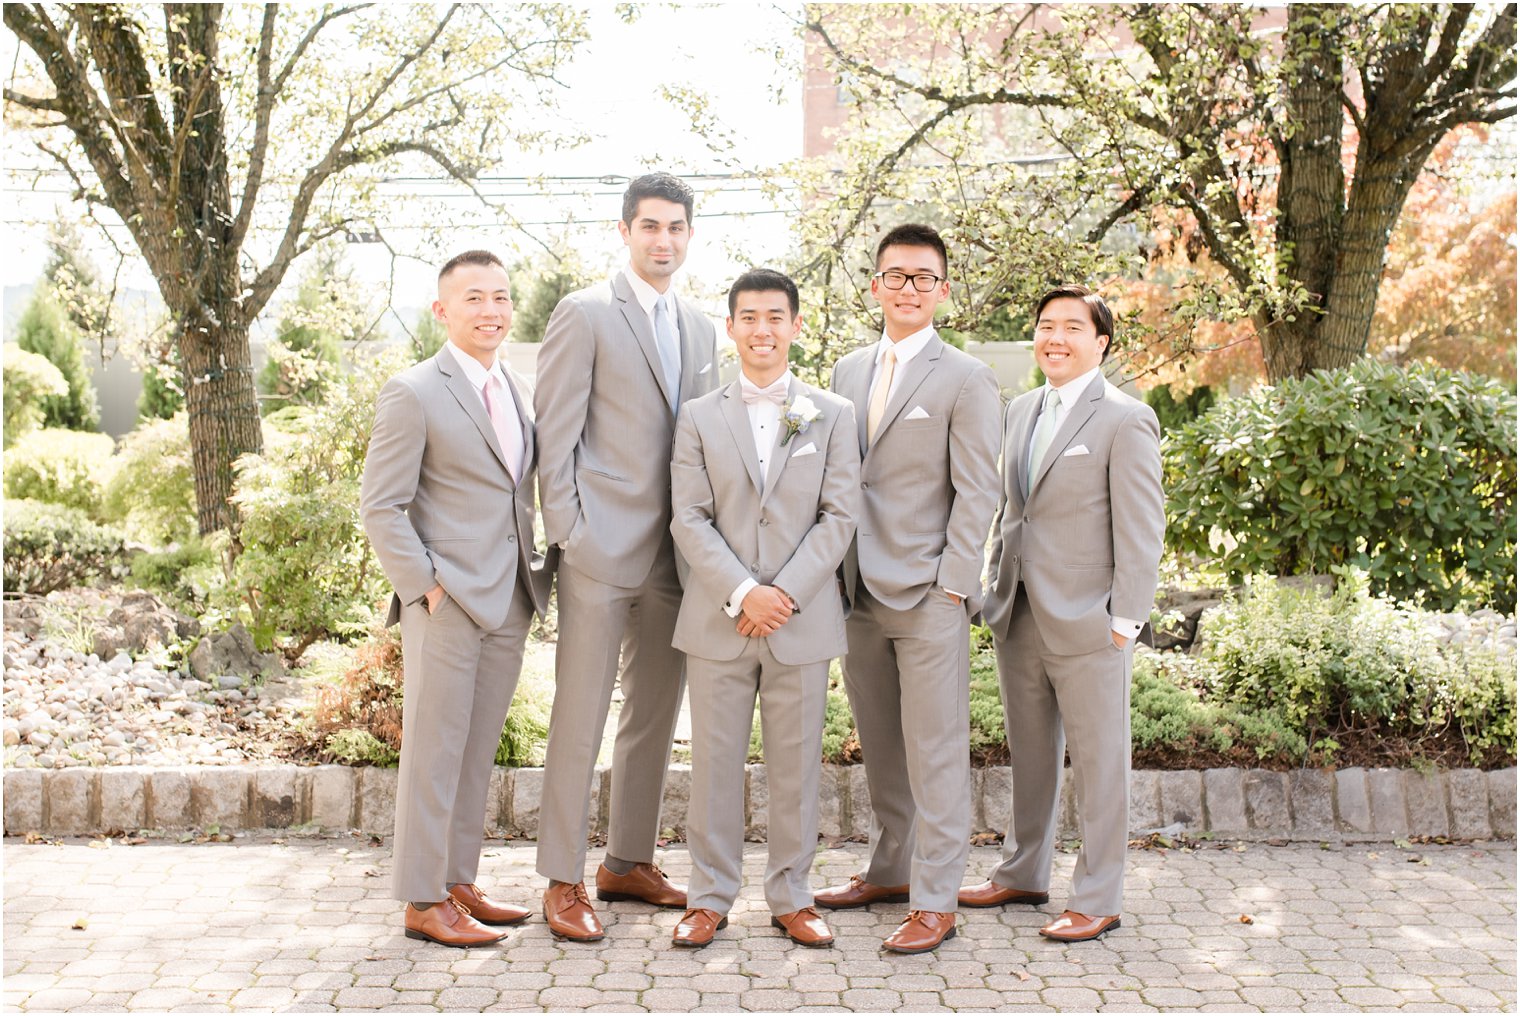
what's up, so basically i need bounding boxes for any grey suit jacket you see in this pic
[360,346,552,631]
[982,373,1165,654]
[830,333,1002,613]
[534,273,718,588]
[670,379,860,666]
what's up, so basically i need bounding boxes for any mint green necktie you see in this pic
[1026,388,1061,494]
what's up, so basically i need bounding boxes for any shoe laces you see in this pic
[569,881,591,905]
[445,897,472,919]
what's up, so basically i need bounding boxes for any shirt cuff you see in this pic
[725,578,759,618]
[942,586,965,600]
[1110,616,1143,639]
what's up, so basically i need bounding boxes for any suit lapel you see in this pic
[437,348,514,481]
[675,297,706,401]
[1008,391,1041,502]
[719,381,764,496]
[504,368,533,482]
[867,334,942,456]
[1028,373,1105,497]
[759,378,804,505]
[612,273,676,414]
[844,353,873,454]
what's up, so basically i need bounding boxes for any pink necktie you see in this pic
[482,375,523,482]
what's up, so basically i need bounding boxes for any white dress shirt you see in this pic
[445,341,525,478]
[722,371,793,617]
[1029,364,1141,641]
[622,263,682,372]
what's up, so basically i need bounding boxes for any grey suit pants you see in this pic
[687,641,827,916]
[535,556,685,884]
[992,594,1132,916]
[842,588,972,912]
[392,583,533,902]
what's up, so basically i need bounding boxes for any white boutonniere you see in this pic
[781,394,822,445]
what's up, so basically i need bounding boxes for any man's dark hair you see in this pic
[622,172,695,225]
[874,223,949,277]
[1034,284,1115,360]
[438,249,506,283]
[727,268,800,318]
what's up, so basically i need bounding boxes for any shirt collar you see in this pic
[875,324,936,368]
[1046,364,1102,403]
[622,263,674,316]
[445,340,505,390]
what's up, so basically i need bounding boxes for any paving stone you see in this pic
[46,768,95,835]
[1203,769,1246,833]
[1129,769,1162,832]
[4,767,44,834]
[1444,770,1491,840]
[1367,767,1409,836]
[147,767,194,828]
[1244,769,1288,832]
[982,766,1012,834]
[745,763,769,841]
[190,767,247,829]
[484,766,510,836]
[309,765,355,830]
[357,766,397,834]
[98,767,147,832]
[509,767,542,839]
[1159,770,1204,831]
[817,765,842,837]
[846,763,872,838]
[1487,768,1515,839]
[1403,770,1449,837]
[1335,768,1372,834]
[1289,769,1335,835]
[660,763,691,838]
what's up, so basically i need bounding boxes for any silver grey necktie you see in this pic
[1026,388,1061,494]
[653,297,681,412]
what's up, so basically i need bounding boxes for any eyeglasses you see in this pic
[874,270,946,292]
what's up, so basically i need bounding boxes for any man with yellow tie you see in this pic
[818,224,1002,954]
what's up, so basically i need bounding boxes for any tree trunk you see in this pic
[180,307,262,534]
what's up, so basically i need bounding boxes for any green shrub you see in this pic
[3,347,68,447]
[3,428,115,515]
[325,728,399,767]
[129,538,224,610]
[1131,650,1308,762]
[225,356,401,662]
[1444,647,1519,763]
[104,414,197,544]
[1164,361,1517,611]
[3,499,125,594]
[1144,383,1217,432]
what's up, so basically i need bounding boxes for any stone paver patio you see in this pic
[3,837,1514,1012]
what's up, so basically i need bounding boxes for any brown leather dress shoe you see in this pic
[543,881,605,942]
[771,907,834,948]
[671,908,728,948]
[594,862,688,908]
[1040,910,1121,942]
[814,874,910,910]
[403,899,506,948]
[957,880,1051,908]
[882,910,957,954]
[448,883,531,926]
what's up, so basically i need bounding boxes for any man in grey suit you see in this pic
[959,285,1164,943]
[818,224,1002,954]
[533,173,718,941]
[361,250,551,947]
[668,269,860,949]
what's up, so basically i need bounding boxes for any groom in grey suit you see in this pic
[959,285,1164,943]
[533,173,718,941]
[818,224,1002,954]
[362,250,552,947]
[668,269,859,950]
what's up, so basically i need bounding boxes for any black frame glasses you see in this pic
[873,270,946,292]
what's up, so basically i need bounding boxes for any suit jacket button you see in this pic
[508,535,517,542]
[759,518,768,526]
[861,482,870,489]
[751,564,760,572]
[1023,515,1032,523]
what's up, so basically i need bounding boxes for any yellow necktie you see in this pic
[866,347,897,444]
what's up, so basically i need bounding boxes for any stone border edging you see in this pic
[3,763,1514,842]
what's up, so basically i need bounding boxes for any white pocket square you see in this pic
[790,442,817,458]
[904,406,931,420]
[1063,445,1090,457]
[697,362,712,375]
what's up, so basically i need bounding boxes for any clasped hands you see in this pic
[735,585,794,638]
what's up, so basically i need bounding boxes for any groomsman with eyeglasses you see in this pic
[818,224,1002,954]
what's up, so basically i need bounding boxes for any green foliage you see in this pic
[135,331,185,421]
[496,671,552,767]
[510,250,597,344]
[409,309,447,362]
[3,347,68,447]
[968,626,1007,758]
[1144,383,1217,432]
[1131,650,1308,761]
[1164,362,1518,610]
[258,246,361,414]
[2,499,125,594]
[3,428,116,515]
[325,728,399,767]
[129,538,224,611]
[103,414,198,544]
[14,286,100,432]
[226,356,401,661]
[1195,572,1517,764]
